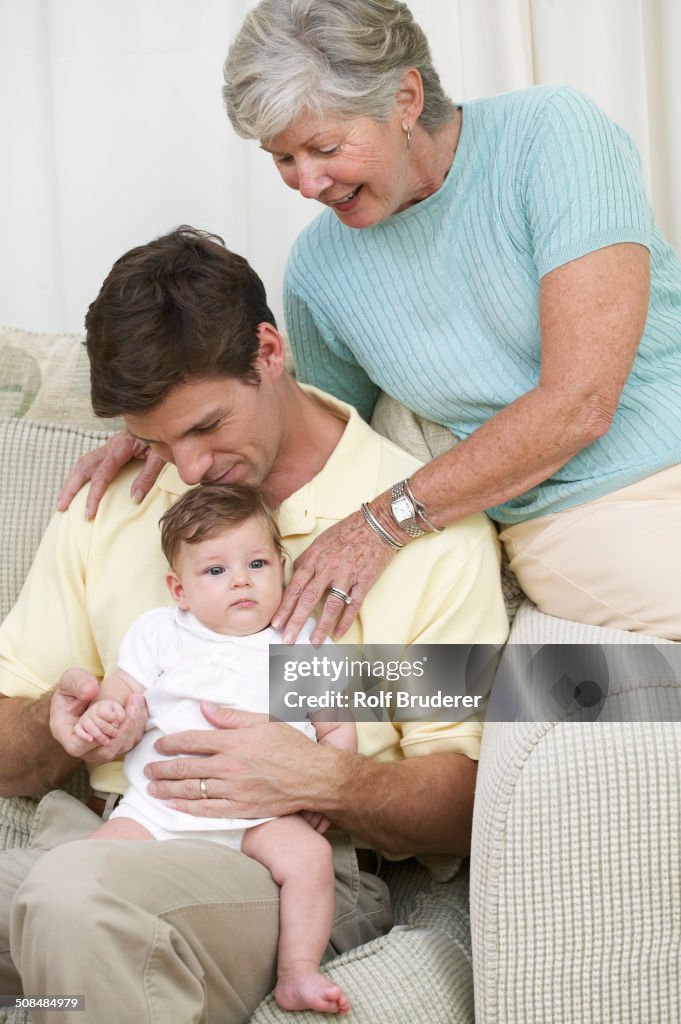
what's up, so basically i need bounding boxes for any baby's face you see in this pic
[167,516,284,636]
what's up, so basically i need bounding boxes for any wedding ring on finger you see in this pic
[328,586,353,606]
[199,778,208,799]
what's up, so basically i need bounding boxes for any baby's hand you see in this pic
[74,699,126,746]
[300,810,331,834]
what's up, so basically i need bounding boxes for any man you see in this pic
[0,228,507,1022]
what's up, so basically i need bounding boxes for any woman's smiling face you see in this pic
[264,106,420,229]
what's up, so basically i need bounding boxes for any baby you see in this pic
[72,483,355,1015]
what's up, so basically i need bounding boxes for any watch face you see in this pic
[392,495,413,522]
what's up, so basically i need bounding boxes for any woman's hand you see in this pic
[272,508,397,645]
[56,430,166,519]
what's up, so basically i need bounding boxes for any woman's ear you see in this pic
[396,67,424,127]
[166,570,189,610]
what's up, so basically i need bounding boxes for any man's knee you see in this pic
[12,837,284,957]
[11,838,282,1013]
[12,841,99,943]
[0,844,45,950]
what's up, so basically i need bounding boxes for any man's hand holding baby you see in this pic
[50,666,147,763]
[145,703,353,822]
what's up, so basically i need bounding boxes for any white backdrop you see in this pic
[1,0,679,334]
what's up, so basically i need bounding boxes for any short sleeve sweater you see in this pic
[285,86,681,523]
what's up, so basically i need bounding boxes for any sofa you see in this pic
[0,326,678,1024]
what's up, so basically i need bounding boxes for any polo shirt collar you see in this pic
[278,386,382,538]
[158,463,189,497]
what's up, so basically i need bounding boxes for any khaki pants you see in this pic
[2,791,392,1024]
[499,463,681,640]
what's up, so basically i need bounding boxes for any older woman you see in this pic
[223,0,681,643]
[63,0,681,642]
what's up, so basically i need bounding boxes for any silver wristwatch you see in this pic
[390,480,425,538]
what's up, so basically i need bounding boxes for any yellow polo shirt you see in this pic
[0,387,507,792]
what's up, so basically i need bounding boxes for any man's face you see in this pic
[124,374,284,490]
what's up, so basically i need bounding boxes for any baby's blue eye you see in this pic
[249,559,266,569]
[207,566,224,576]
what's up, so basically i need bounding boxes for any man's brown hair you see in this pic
[85,226,276,416]
[159,484,283,569]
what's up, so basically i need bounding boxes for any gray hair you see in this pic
[223,0,455,141]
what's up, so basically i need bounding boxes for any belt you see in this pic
[355,849,381,874]
[87,792,122,818]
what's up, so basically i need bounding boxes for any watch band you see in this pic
[390,480,425,538]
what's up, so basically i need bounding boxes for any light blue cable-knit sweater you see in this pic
[284,86,681,523]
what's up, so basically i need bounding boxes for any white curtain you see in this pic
[415,0,680,248]
[1,0,679,334]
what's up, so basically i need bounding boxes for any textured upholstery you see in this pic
[473,606,677,1024]
[0,418,114,621]
[473,715,681,1023]
[252,863,475,1024]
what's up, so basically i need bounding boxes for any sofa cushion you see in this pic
[0,417,114,621]
[0,325,122,622]
[251,861,475,1024]
[0,326,121,431]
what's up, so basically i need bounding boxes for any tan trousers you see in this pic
[2,791,392,1024]
[499,463,681,640]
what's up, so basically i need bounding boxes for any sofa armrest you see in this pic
[473,606,679,1023]
[509,599,673,645]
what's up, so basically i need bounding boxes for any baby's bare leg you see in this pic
[242,815,350,1015]
[88,817,154,841]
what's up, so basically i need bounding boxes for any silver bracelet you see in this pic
[404,479,444,533]
[360,502,404,551]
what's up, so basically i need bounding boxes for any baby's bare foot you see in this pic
[275,969,350,1015]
